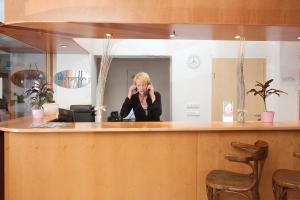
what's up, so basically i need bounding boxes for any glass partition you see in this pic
[0,34,299,122]
[0,34,47,121]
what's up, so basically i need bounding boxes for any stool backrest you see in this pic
[253,140,268,187]
[229,140,268,191]
[294,152,300,159]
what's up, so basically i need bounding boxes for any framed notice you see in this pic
[222,100,233,122]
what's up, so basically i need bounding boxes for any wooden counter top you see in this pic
[1,115,300,133]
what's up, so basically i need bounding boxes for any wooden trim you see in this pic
[3,116,300,132]
[5,22,300,41]
[4,0,300,26]
[46,53,53,88]
[0,25,88,54]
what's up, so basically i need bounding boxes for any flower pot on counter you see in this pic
[261,111,274,123]
[32,109,44,119]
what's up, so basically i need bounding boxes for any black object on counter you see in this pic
[107,111,123,122]
[70,105,95,122]
[50,108,75,122]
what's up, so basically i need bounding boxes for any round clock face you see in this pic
[187,55,201,69]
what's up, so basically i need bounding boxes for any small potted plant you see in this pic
[24,79,54,118]
[14,93,25,117]
[247,79,287,123]
[14,93,25,104]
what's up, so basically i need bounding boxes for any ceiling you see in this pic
[0,22,300,54]
[0,33,43,53]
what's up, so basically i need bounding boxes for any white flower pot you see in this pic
[32,109,44,119]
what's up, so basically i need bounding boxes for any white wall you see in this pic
[0,0,4,22]
[71,39,299,121]
[277,42,300,121]
[55,54,94,109]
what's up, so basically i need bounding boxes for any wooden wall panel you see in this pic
[4,132,198,200]
[4,130,300,200]
[4,0,300,26]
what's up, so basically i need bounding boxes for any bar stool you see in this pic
[272,152,300,200]
[206,140,269,200]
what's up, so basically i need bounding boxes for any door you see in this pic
[212,58,265,121]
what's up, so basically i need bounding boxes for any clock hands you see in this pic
[187,55,200,69]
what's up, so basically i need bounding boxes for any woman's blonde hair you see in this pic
[133,72,151,84]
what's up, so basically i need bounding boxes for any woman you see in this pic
[120,72,162,121]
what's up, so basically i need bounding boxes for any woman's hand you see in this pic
[147,84,156,103]
[128,84,137,99]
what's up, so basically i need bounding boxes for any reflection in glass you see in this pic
[0,34,46,121]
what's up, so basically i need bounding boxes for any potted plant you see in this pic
[13,93,25,117]
[14,93,25,104]
[247,79,287,123]
[24,79,54,118]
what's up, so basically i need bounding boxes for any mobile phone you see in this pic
[144,82,151,96]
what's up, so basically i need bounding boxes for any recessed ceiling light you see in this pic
[60,45,68,48]
[297,36,300,40]
[235,35,241,39]
[105,33,112,37]
[169,31,176,38]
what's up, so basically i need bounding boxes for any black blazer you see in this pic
[120,91,162,121]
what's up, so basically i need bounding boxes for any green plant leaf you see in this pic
[23,79,55,109]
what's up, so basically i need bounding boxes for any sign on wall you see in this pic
[54,69,90,89]
[10,69,45,88]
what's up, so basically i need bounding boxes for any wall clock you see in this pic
[187,55,201,69]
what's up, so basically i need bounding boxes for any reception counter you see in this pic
[1,116,300,200]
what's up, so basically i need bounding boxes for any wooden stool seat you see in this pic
[206,170,254,191]
[272,152,300,200]
[273,169,300,189]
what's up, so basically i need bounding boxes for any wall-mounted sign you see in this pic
[54,70,90,89]
[10,69,45,88]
